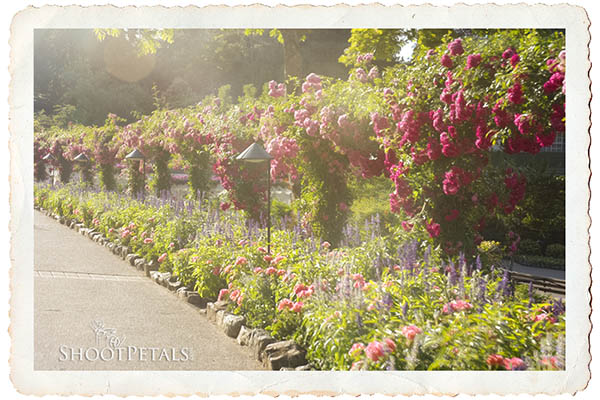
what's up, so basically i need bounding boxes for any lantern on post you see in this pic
[236,142,274,254]
[125,148,146,198]
[73,152,90,185]
[42,153,55,186]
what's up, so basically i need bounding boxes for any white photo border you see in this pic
[9,4,591,396]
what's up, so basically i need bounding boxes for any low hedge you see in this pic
[514,254,565,270]
[545,244,565,259]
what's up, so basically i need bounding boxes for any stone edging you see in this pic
[36,207,313,371]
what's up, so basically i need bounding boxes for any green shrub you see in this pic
[514,254,564,269]
[477,240,503,269]
[545,243,565,259]
[349,176,397,232]
[518,238,542,256]
[513,171,565,248]
[271,199,293,223]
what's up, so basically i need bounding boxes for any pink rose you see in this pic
[235,256,247,266]
[486,354,505,367]
[441,53,453,69]
[384,338,396,352]
[401,325,422,341]
[277,298,293,311]
[348,342,365,356]
[425,220,441,238]
[507,83,524,104]
[365,341,385,362]
[466,53,482,69]
[229,289,240,301]
[217,288,229,302]
[271,255,284,264]
[447,38,464,56]
[291,301,304,313]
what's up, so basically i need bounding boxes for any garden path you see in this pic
[501,261,565,280]
[34,210,263,370]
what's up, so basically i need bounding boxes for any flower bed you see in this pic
[35,184,565,371]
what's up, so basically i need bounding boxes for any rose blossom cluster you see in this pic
[400,325,423,341]
[302,73,322,93]
[294,283,315,299]
[266,136,299,181]
[353,66,379,83]
[442,299,473,314]
[349,338,396,363]
[356,53,374,64]
[544,50,566,95]
[277,298,304,313]
[502,168,527,214]
[486,354,527,370]
[268,80,286,97]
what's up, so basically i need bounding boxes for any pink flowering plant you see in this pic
[374,30,565,254]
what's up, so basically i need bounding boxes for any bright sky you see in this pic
[399,41,417,61]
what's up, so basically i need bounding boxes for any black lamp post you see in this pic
[73,152,90,185]
[236,142,274,253]
[42,153,55,186]
[125,148,146,198]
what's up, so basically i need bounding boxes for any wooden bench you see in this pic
[504,270,565,296]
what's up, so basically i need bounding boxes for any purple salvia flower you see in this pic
[477,275,487,305]
[375,254,383,280]
[475,255,482,271]
[423,245,431,268]
[448,261,458,286]
[551,298,565,316]
[458,269,465,297]
[382,293,393,309]
[458,252,466,270]
[356,312,363,329]
[499,269,513,298]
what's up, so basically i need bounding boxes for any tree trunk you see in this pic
[280,30,304,79]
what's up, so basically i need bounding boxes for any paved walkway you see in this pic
[34,211,263,370]
[500,260,565,280]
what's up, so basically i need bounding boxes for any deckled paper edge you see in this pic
[8,3,592,397]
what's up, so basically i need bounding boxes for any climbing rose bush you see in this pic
[34,30,565,253]
[370,31,565,254]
